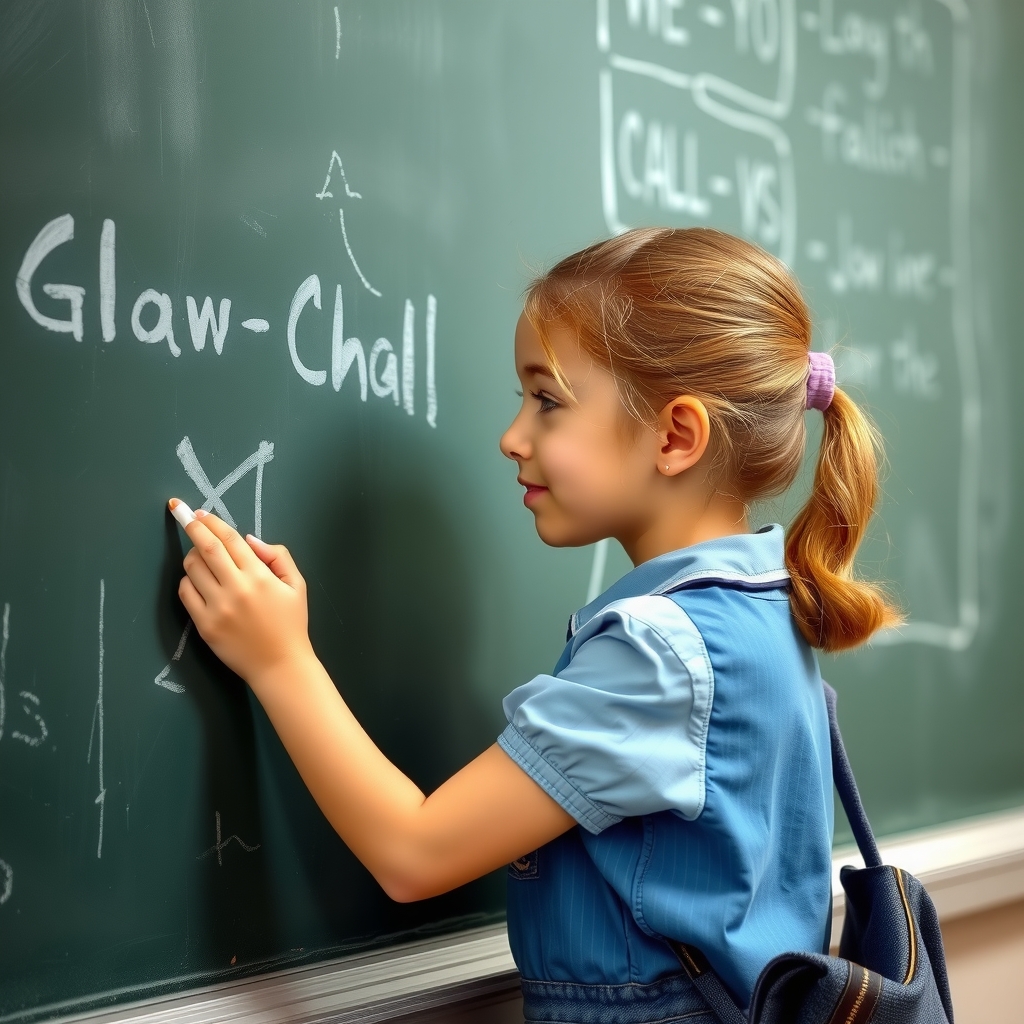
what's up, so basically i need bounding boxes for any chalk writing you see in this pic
[198,811,260,866]
[16,214,84,342]
[288,275,326,386]
[369,338,400,404]
[891,326,939,399]
[894,7,934,75]
[617,112,709,215]
[100,219,115,342]
[0,604,49,750]
[827,215,937,299]
[806,84,926,176]
[426,294,438,428]
[332,285,367,400]
[624,0,690,46]
[154,621,191,694]
[599,64,796,262]
[288,276,438,424]
[11,692,47,748]
[737,156,782,246]
[14,215,441,425]
[186,297,231,354]
[0,860,10,906]
[86,580,106,859]
[809,0,889,99]
[131,289,181,357]
[732,0,782,63]
[315,150,381,296]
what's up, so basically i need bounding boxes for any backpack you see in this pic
[667,683,955,1024]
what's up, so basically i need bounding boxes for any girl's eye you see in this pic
[532,390,560,413]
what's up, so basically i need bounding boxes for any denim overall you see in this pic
[498,528,834,1024]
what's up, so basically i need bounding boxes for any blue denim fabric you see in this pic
[520,973,714,1023]
[500,527,834,1016]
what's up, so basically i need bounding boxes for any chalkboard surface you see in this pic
[1,1,1022,1020]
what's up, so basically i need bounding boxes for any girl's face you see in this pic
[500,314,656,550]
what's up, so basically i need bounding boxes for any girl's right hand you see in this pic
[174,506,315,686]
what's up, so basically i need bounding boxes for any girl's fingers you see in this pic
[178,575,206,618]
[183,547,220,602]
[194,511,262,571]
[246,535,304,589]
[183,515,242,584]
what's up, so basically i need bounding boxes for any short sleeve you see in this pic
[497,595,714,834]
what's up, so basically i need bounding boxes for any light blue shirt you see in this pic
[498,526,834,1007]
[500,593,715,833]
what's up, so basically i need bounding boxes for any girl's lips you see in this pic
[523,485,548,507]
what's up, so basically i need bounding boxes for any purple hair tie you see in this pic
[806,351,836,411]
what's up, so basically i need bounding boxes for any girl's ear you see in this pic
[656,396,711,475]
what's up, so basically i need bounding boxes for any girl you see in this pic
[170,227,899,1023]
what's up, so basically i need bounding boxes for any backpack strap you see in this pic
[823,683,882,868]
[667,941,748,1024]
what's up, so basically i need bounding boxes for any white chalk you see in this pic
[170,500,197,528]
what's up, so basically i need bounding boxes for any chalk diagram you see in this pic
[587,0,980,650]
[154,437,275,693]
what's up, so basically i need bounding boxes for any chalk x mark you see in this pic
[199,811,260,866]
[155,621,191,694]
[160,438,275,689]
[175,436,275,535]
[241,318,270,333]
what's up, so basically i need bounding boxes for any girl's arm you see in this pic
[174,507,575,902]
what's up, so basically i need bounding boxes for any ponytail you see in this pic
[786,387,902,652]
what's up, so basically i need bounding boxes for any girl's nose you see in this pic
[500,410,530,462]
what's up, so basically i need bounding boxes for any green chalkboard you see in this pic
[1,0,1022,1020]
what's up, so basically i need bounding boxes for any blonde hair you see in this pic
[524,227,901,652]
